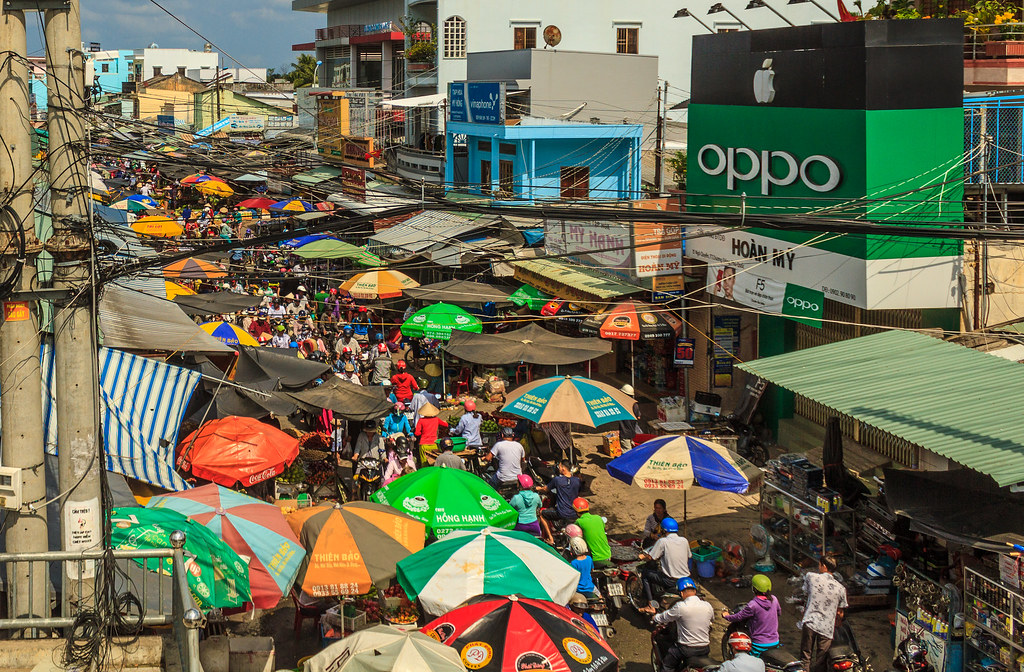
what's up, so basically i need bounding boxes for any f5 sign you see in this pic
[696,144,841,196]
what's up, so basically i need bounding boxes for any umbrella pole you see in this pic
[631,341,636,390]
[442,346,446,400]
[684,490,688,539]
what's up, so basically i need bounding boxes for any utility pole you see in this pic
[654,81,667,195]
[0,4,48,631]
[43,0,103,608]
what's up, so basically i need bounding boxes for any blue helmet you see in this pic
[660,517,679,533]
[677,577,697,593]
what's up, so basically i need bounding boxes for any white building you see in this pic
[134,47,219,82]
[292,0,831,105]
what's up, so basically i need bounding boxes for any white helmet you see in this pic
[569,537,589,556]
[620,384,635,397]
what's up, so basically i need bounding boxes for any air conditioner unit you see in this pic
[0,467,24,510]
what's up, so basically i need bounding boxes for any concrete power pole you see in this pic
[0,5,48,630]
[43,0,103,607]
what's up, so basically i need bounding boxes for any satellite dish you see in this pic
[543,25,562,49]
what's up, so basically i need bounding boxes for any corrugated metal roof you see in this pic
[737,330,1024,487]
[292,165,346,186]
[511,258,637,300]
[99,285,234,353]
[366,211,497,257]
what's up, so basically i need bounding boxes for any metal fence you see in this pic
[964,98,1024,184]
[963,23,1024,60]
[0,534,202,672]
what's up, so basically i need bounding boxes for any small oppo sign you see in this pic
[696,144,841,196]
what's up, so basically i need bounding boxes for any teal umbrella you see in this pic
[396,527,579,616]
[507,284,552,311]
[370,467,517,537]
[501,375,637,428]
[293,238,382,266]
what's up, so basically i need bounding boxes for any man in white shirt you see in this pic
[486,427,525,486]
[652,577,714,672]
[799,556,848,672]
[639,517,692,613]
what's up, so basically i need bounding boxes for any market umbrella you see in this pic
[147,484,305,609]
[200,320,261,347]
[109,507,251,610]
[165,281,195,300]
[282,233,334,248]
[196,180,234,197]
[304,625,465,672]
[176,416,300,488]
[238,197,277,209]
[540,300,590,324]
[340,269,419,299]
[501,375,636,428]
[444,323,612,366]
[370,467,517,537]
[293,239,382,266]
[405,279,514,308]
[132,215,183,238]
[508,284,553,310]
[270,198,314,213]
[422,594,618,672]
[402,303,483,397]
[127,194,160,209]
[287,501,425,597]
[396,527,580,616]
[578,300,683,388]
[181,173,225,185]
[163,257,227,280]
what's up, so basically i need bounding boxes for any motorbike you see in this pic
[592,567,627,622]
[651,624,719,672]
[354,455,383,500]
[581,591,615,640]
[891,629,931,672]
[828,621,866,672]
[725,414,769,467]
[721,603,805,672]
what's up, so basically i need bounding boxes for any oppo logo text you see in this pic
[696,144,841,195]
[787,296,820,312]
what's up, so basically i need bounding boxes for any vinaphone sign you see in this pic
[685,20,964,312]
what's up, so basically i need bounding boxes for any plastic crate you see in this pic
[344,609,368,632]
[691,545,722,563]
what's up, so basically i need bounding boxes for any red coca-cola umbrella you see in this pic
[176,416,299,488]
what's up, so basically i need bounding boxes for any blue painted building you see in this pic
[91,50,136,97]
[445,115,642,203]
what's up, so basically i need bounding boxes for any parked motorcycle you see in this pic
[651,624,719,672]
[354,455,383,500]
[725,415,769,467]
[828,621,867,672]
[721,603,805,672]
[593,566,627,622]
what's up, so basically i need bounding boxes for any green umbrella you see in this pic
[370,467,517,537]
[508,283,552,311]
[293,238,382,266]
[396,527,579,616]
[401,302,483,340]
[109,507,251,610]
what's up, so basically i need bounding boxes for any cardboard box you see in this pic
[600,432,621,458]
[228,636,275,672]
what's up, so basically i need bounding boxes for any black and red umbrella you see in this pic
[539,300,589,325]
[578,300,682,341]
[422,594,618,672]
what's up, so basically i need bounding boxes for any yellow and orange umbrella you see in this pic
[163,257,227,280]
[287,501,425,597]
[196,180,234,197]
[339,269,419,300]
[131,215,183,238]
[165,281,195,300]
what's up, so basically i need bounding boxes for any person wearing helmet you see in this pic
[568,593,600,631]
[450,399,483,451]
[574,498,613,569]
[485,425,525,487]
[369,343,394,385]
[337,362,362,386]
[538,459,582,545]
[652,576,715,672]
[433,437,466,470]
[389,359,419,403]
[618,383,643,451]
[721,632,765,672]
[569,537,599,599]
[509,474,542,537]
[271,325,291,349]
[382,402,412,438]
[335,325,362,358]
[564,523,584,539]
[638,516,692,614]
[723,575,781,657]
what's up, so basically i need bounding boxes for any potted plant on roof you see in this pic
[401,16,437,72]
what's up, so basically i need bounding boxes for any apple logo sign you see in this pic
[753,58,776,104]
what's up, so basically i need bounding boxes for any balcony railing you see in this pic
[964,23,1024,60]
[316,22,397,42]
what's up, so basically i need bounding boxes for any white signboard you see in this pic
[227,115,265,132]
[64,497,100,579]
[636,245,683,278]
[707,264,786,312]
[544,220,633,276]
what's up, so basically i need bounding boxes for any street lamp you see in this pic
[314,59,323,88]
[745,0,796,25]
[787,0,840,21]
[673,8,716,33]
[708,3,752,29]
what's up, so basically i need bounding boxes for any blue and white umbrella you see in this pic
[606,434,761,494]
[501,375,636,428]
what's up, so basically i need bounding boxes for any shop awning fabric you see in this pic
[511,258,637,304]
[172,292,262,316]
[737,330,1024,487]
[444,322,612,366]
[404,279,513,307]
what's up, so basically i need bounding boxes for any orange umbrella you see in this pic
[131,215,183,238]
[287,501,425,598]
[163,257,227,279]
[339,269,419,300]
[176,416,300,488]
[196,180,234,197]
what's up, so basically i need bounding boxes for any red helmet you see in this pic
[572,497,589,513]
[358,306,367,312]
[395,360,407,370]
[728,632,752,653]
[463,400,476,412]
[342,347,352,355]
[377,343,387,353]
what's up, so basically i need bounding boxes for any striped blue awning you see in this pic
[40,343,199,491]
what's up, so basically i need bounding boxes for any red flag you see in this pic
[838,0,857,21]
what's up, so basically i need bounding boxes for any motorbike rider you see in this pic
[638,517,692,614]
[569,537,599,600]
[509,474,542,537]
[381,402,412,438]
[723,574,782,657]
[721,633,766,672]
[383,435,417,484]
[433,437,466,470]
[335,325,362,358]
[537,459,582,545]
[347,423,386,477]
[390,360,419,404]
[568,593,600,632]
[573,498,613,569]
[369,342,394,385]
[450,400,483,451]
[652,577,715,672]
[484,426,525,487]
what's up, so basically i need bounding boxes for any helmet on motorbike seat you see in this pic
[564,524,583,539]
[517,474,533,490]
[438,438,455,452]
[660,517,679,533]
[676,577,697,593]
[728,632,753,653]
[572,497,590,513]
[752,574,772,594]
[569,537,589,556]
[569,593,589,609]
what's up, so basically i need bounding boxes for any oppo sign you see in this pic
[696,145,841,196]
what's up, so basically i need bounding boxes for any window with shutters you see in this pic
[514,27,537,50]
[499,160,514,196]
[560,166,590,199]
[616,27,638,54]
[443,16,466,59]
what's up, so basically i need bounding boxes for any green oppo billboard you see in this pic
[685,20,964,312]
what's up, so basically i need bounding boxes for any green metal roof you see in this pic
[292,165,346,186]
[511,258,637,300]
[737,330,1024,487]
